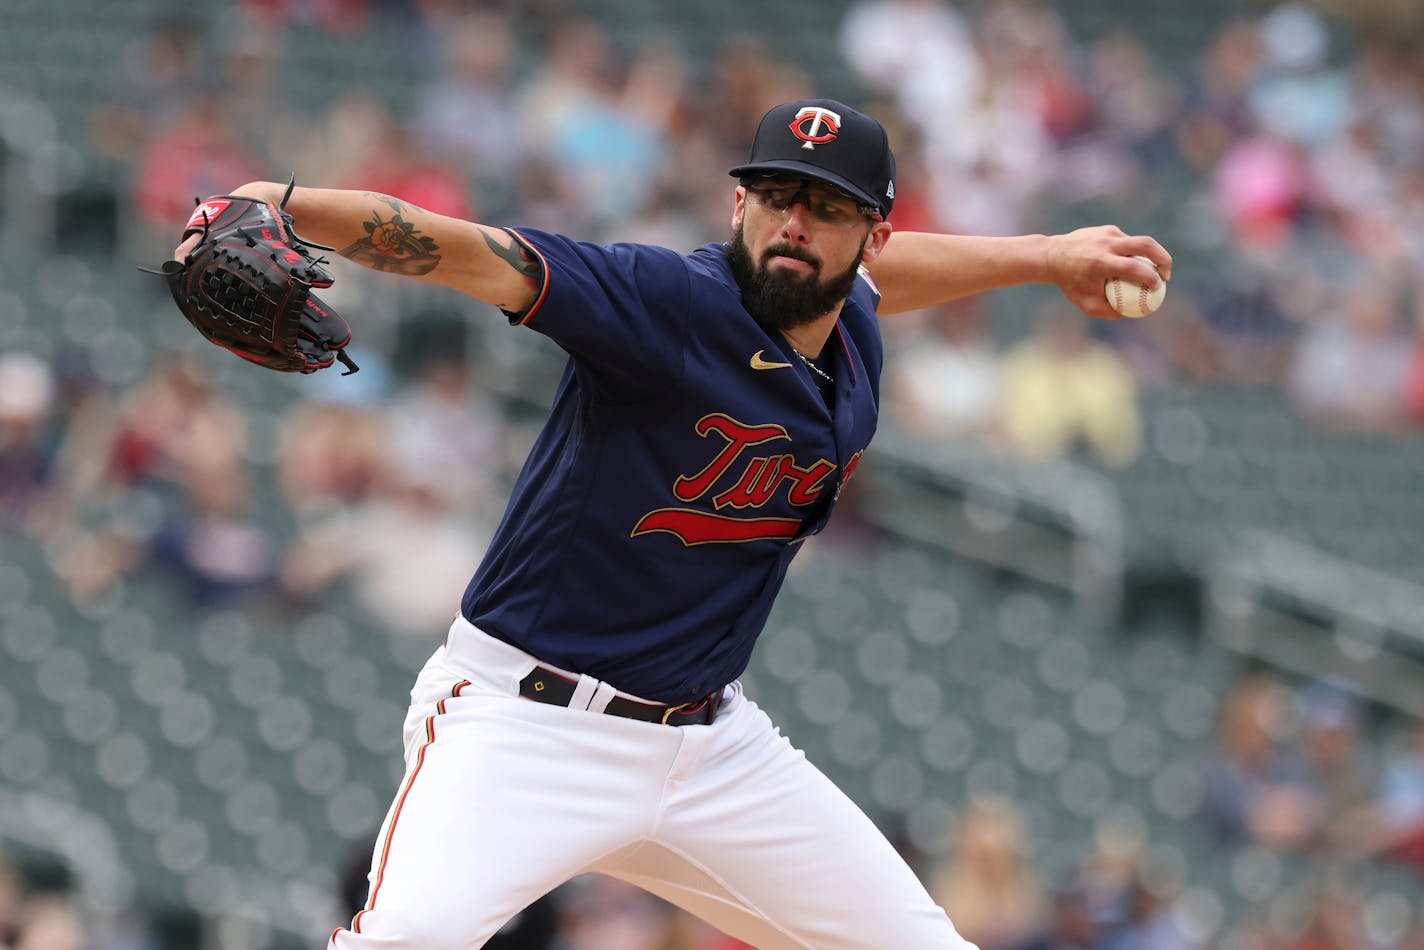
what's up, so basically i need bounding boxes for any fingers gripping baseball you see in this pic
[1046,226,1172,320]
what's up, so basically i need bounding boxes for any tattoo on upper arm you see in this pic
[340,193,442,276]
[481,230,542,291]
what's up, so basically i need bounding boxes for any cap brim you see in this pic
[729,160,883,215]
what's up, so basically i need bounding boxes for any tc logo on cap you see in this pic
[788,107,841,150]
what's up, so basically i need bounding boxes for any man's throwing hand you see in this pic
[1045,226,1171,321]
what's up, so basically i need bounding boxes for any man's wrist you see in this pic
[232,181,284,205]
[1023,233,1053,284]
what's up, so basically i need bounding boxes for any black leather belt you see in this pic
[518,667,720,726]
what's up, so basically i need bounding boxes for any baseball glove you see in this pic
[143,179,359,375]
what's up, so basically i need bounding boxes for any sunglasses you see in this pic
[741,176,880,226]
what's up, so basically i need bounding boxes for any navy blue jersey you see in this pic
[461,229,883,703]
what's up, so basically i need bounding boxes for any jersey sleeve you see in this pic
[503,228,692,397]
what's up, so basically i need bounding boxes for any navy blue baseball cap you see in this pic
[730,98,896,218]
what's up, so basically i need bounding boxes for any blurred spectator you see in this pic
[879,133,940,236]
[0,855,19,946]
[131,92,270,238]
[282,453,489,635]
[42,357,272,605]
[1095,288,1218,386]
[518,20,683,230]
[277,334,506,632]
[25,352,125,537]
[1193,245,1306,385]
[704,35,814,151]
[1399,281,1424,422]
[219,25,304,160]
[930,797,1048,949]
[558,53,678,230]
[385,349,504,514]
[890,301,1000,442]
[147,461,283,609]
[1308,119,1399,252]
[1369,719,1424,870]
[1081,30,1179,176]
[1350,39,1424,177]
[555,876,686,950]
[1211,134,1308,248]
[917,1,1059,236]
[278,399,389,513]
[57,457,283,610]
[838,0,983,142]
[519,18,613,156]
[1096,878,1195,950]
[12,895,85,950]
[1295,679,1371,824]
[1199,673,1323,852]
[277,359,393,516]
[106,358,248,493]
[999,303,1141,467]
[507,156,593,237]
[291,92,397,196]
[0,353,58,527]
[1288,276,1411,431]
[340,110,475,221]
[1248,4,1352,150]
[87,17,204,166]
[1175,19,1261,174]
[924,91,1053,237]
[1037,884,1096,950]
[613,40,788,247]
[1335,719,1424,872]
[243,0,370,33]
[608,177,715,253]
[1280,883,1367,950]
[413,12,524,183]
[1046,824,1198,950]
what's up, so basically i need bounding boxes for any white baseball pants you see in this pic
[329,616,975,949]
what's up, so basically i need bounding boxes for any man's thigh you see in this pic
[331,654,680,949]
[602,696,976,950]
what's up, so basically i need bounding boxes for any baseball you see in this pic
[1104,256,1166,318]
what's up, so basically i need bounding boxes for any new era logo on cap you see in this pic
[730,98,897,218]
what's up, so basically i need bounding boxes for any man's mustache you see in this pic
[762,245,819,270]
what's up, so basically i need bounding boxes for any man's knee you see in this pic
[331,903,507,949]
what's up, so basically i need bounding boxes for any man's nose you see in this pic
[780,200,814,243]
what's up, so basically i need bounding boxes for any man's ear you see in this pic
[731,186,746,230]
[859,221,894,265]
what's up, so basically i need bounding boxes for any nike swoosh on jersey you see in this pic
[749,350,792,370]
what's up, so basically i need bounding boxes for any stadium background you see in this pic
[2,0,1424,946]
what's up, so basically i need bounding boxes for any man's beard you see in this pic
[724,224,867,333]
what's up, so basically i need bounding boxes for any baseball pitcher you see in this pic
[162,98,1170,949]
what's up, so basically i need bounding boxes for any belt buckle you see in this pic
[660,701,694,725]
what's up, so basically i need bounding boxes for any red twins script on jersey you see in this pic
[631,413,860,545]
